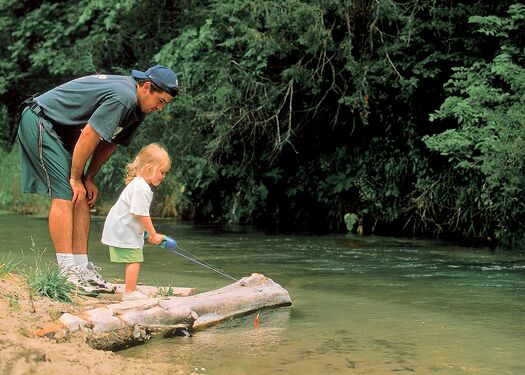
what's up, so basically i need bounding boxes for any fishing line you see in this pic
[166,242,264,292]
[168,244,239,283]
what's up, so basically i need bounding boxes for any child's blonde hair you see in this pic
[125,143,171,185]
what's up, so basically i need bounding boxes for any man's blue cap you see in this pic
[131,65,179,97]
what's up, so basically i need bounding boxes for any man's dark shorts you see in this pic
[17,107,73,200]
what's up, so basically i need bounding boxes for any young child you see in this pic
[101,143,171,301]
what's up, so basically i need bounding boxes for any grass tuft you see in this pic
[0,252,22,279]
[157,279,179,297]
[26,264,75,304]
[6,293,20,309]
[23,238,76,304]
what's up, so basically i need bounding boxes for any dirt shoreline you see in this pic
[0,273,184,374]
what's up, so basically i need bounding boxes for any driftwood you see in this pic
[113,283,195,297]
[39,273,292,350]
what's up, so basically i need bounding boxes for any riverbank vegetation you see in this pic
[1,1,523,247]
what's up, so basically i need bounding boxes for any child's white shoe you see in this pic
[122,289,149,301]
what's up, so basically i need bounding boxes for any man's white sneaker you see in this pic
[66,266,98,294]
[82,262,116,293]
[122,290,149,301]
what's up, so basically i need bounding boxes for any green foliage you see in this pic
[421,4,525,244]
[4,0,180,79]
[155,0,341,157]
[0,146,50,214]
[151,0,433,227]
[344,213,359,232]
[0,104,10,150]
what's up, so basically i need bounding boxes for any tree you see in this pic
[419,4,525,245]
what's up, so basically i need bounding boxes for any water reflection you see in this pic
[124,309,292,374]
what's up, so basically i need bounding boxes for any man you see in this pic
[17,65,178,293]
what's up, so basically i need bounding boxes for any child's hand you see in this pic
[148,233,165,245]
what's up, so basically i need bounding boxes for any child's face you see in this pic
[142,163,169,187]
[148,166,169,187]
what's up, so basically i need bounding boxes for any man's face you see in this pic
[137,81,174,114]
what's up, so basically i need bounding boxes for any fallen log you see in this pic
[40,273,292,351]
[113,283,195,297]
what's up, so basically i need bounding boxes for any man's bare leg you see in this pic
[72,201,113,290]
[49,198,75,274]
[72,200,90,255]
[71,200,91,270]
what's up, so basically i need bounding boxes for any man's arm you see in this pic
[70,124,101,204]
[84,137,118,208]
[85,140,118,179]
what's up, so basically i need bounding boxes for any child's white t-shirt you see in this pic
[101,176,153,249]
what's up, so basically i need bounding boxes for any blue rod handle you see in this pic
[143,231,177,249]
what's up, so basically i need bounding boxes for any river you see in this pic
[1,214,524,374]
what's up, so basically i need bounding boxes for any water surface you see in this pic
[1,214,524,374]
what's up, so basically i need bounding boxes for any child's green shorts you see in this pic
[108,246,144,263]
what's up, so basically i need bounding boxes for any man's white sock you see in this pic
[73,254,89,269]
[56,253,75,275]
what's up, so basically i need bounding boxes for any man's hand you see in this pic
[84,177,98,208]
[70,178,86,204]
